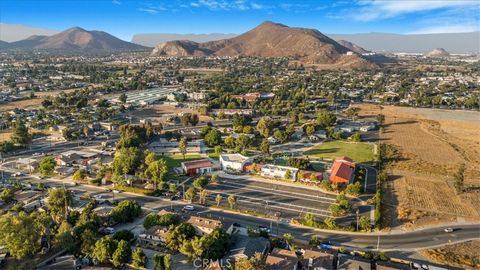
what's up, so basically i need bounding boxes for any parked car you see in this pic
[258,225,271,233]
[183,205,195,211]
[444,228,454,233]
[99,227,115,235]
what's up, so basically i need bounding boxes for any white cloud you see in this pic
[112,0,121,5]
[352,0,479,21]
[251,3,263,10]
[137,8,158,14]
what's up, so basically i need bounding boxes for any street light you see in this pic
[356,209,360,231]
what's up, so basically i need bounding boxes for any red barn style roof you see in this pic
[329,157,355,184]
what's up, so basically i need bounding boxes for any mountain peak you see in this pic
[65,26,87,32]
[257,21,287,28]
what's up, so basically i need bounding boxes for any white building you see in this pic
[219,153,251,172]
[260,164,298,181]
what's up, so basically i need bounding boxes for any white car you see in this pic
[12,172,24,177]
[444,228,454,233]
[113,189,122,194]
[183,205,195,211]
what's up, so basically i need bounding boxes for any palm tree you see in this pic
[199,189,208,205]
[215,194,222,207]
[227,195,237,209]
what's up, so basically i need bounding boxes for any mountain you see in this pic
[328,32,480,54]
[336,40,370,54]
[151,21,375,68]
[0,40,11,49]
[8,27,150,52]
[0,23,59,42]
[132,33,237,47]
[426,48,450,57]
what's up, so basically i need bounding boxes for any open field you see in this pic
[161,154,202,169]
[129,103,213,123]
[0,89,77,112]
[356,104,480,228]
[303,140,375,163]
[419,240,480,269]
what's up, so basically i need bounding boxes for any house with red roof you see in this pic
[181,159,214,176]
[329,156,356,185]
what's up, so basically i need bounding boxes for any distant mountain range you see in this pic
[0,23,59,42]
[134,30,480,54]
[1,26,149,52]
[132,33,237,47]
[328,32,479,54]
[151,21,376,69]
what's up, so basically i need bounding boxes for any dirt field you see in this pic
[356,104,480,228]
[0,89,77,112]
[130,104,213,124]
[419,240,480,269]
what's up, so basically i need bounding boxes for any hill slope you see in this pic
[9,27,149,52]
[151,21,375,68]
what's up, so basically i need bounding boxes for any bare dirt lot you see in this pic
[357,104,480,228]
[419,240,480,269]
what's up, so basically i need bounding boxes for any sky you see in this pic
[1,0,479,41]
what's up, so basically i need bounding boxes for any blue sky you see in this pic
[1,0,479,40]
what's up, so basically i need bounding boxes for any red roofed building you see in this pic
[181,159,213,176]
[329,156,356,185]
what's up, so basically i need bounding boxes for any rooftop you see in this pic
[220,153,250,163]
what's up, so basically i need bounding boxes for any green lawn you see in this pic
[161,154,203,169]
[303,141,375,163]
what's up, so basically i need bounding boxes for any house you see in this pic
[186,216,223,235]
[376,261,412,270]
[300,249,335,270]
[212,109,254,116]
[181,159,214,175]
[55,153,81,166]
[291,128,304,140]
[231,92,261,102]
[267,136,278,144]
[219,153,251,172]
[298,171,323,183]
[261,164,298,181]
[138,226,169,249]
[337,254,371,270]
[266,248,299,270]
[315,130,327,139]
[329,156,356,185]
[227,234,270,262]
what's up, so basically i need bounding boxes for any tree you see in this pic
[112,147,143,178]
[234,252,268,270]
[345,181,362,195]
[119,93,128,104]
[113,230,135,243]
[199,189,209,205]
[284,169,293,180]
[345,107,359,119]
[211,173,219,184]
[185,187,196,203]
[192,176,208,190]
[305,125,316,136]
[81,229,97,256]
[132,247,147,268]
[260,139,270,155]
[204,128,221,147]
[169,183,178,193]
[39,156,56,176]
[0,212,39,259]
[190,114,199,126]
[303,213,318,227]
[181,113,192,126]
[215,194,222,206]
[256,117,273,138]
[144,213,179,229]
[54,221,75,252]
[273,130,288,143]
[323,217,336,229]
[145,159,168,190]
[224,135,235,149]
[283,233,295,250]
[92,236,118,264]
[0,188,14,203]
[193,228,231,261]
[112,240,131,267]
[144,151,158,166]
[10,118,31,145]
[351,133,361,142]
[47,188,72,221]
[165,223,196,250]
[454,163,465,192]
[179,137,188,159]
[235,134,251,153]
[309,235,321,247]
[72,169,87,182]
[359,216,371,231]
[227,195,237,209]
[111,200,142,223]
[315,109,336,127]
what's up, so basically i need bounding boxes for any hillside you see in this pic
[426,48,450,57]
[132,33,237,47]
[151,21,376,69]
[337,40,370,54]
[8,27,149,52]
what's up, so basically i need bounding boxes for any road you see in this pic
[17,174,480,252]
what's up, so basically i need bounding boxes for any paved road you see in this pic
[19,175,480,252]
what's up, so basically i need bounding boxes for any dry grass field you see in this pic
[356,104,480,228]
[419,240,480,269]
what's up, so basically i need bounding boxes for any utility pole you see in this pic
[376,235,380,251]
[356,209,360,231]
